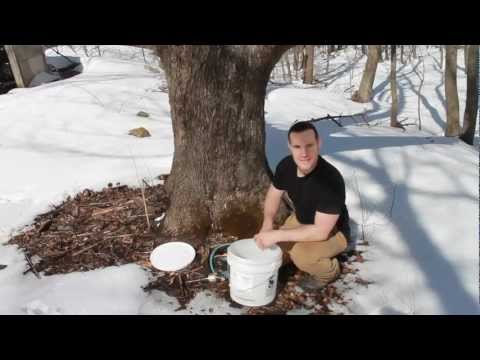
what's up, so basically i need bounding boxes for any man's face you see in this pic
[288,129,321,175]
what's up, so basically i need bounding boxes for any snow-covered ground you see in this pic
[0,46,478,315]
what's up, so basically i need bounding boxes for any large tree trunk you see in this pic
[460,45,479,145]
[303,45,314,84]
[390,45,400,127]
[445,45,460,137]
[352,45,381,103]
[156,45,291,243]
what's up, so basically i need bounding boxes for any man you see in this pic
[254,121,351,290]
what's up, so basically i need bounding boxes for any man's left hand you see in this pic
[253,230,279,250]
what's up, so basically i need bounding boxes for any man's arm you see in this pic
[255,210,339,249]
[275,211,339,243]
[259,184,284,232]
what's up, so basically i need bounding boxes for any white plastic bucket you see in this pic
[227,239,283,307]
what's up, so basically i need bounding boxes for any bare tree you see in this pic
[361,45,367,56]
[352,45,382,103]
[379,46,384,62]
[155,45,291,241]
[460,45,479,145]
[390,45,401,128]
[280,58,287,81]
[445,45,461,137]
[293,46,304,80]
[416,55,425,130]
[326,45,330,74]
[303,45,315,84]
[439,45,444,69]
[285,52,292,82]
[400,45,405,64]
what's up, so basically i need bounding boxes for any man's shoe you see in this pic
[298,275,328,291]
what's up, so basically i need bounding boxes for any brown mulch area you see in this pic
[8,176,370,315]
[8,177,170,275]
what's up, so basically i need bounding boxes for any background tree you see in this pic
[352,45,382,103]
[445,45,460,137]
[460,45,479,145]
[439,45,444,69]
[303,45,315,84]
[390,45,401,128]
[155,45,291,243]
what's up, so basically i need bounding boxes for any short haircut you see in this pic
[287,121,319,143]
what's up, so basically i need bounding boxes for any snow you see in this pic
[0,45,478,315]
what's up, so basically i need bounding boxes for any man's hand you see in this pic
[253,230,279,250]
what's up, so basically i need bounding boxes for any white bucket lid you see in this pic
[227,238,282,266]
[150,242,196,272]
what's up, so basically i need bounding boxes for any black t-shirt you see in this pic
[272,155,351,241]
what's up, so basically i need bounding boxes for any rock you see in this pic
[136,111,150,118]
[128,127,151,138]
[0,264,7,270]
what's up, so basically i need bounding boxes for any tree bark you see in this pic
[156,45,291,242]
[445,45,460,137]
[390,45,400,127]
[303,45,315,84]
[460,45,479,145]
[352,45,381,103]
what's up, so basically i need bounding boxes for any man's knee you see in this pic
[288,243,342,282]
[289,242,323,268]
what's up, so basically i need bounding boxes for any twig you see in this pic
[140,186,151,230]
[307,113,366,128]
[91,206,128,217]
[128,214,155,218]
[178,273,187,298]
[128,148,151,231]
[71,234,132,257]
[352,171,368,243]
[24,254,41,279]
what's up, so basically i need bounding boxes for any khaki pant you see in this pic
[278,213,348,285]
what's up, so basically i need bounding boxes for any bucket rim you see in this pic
[227,239,282,267]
